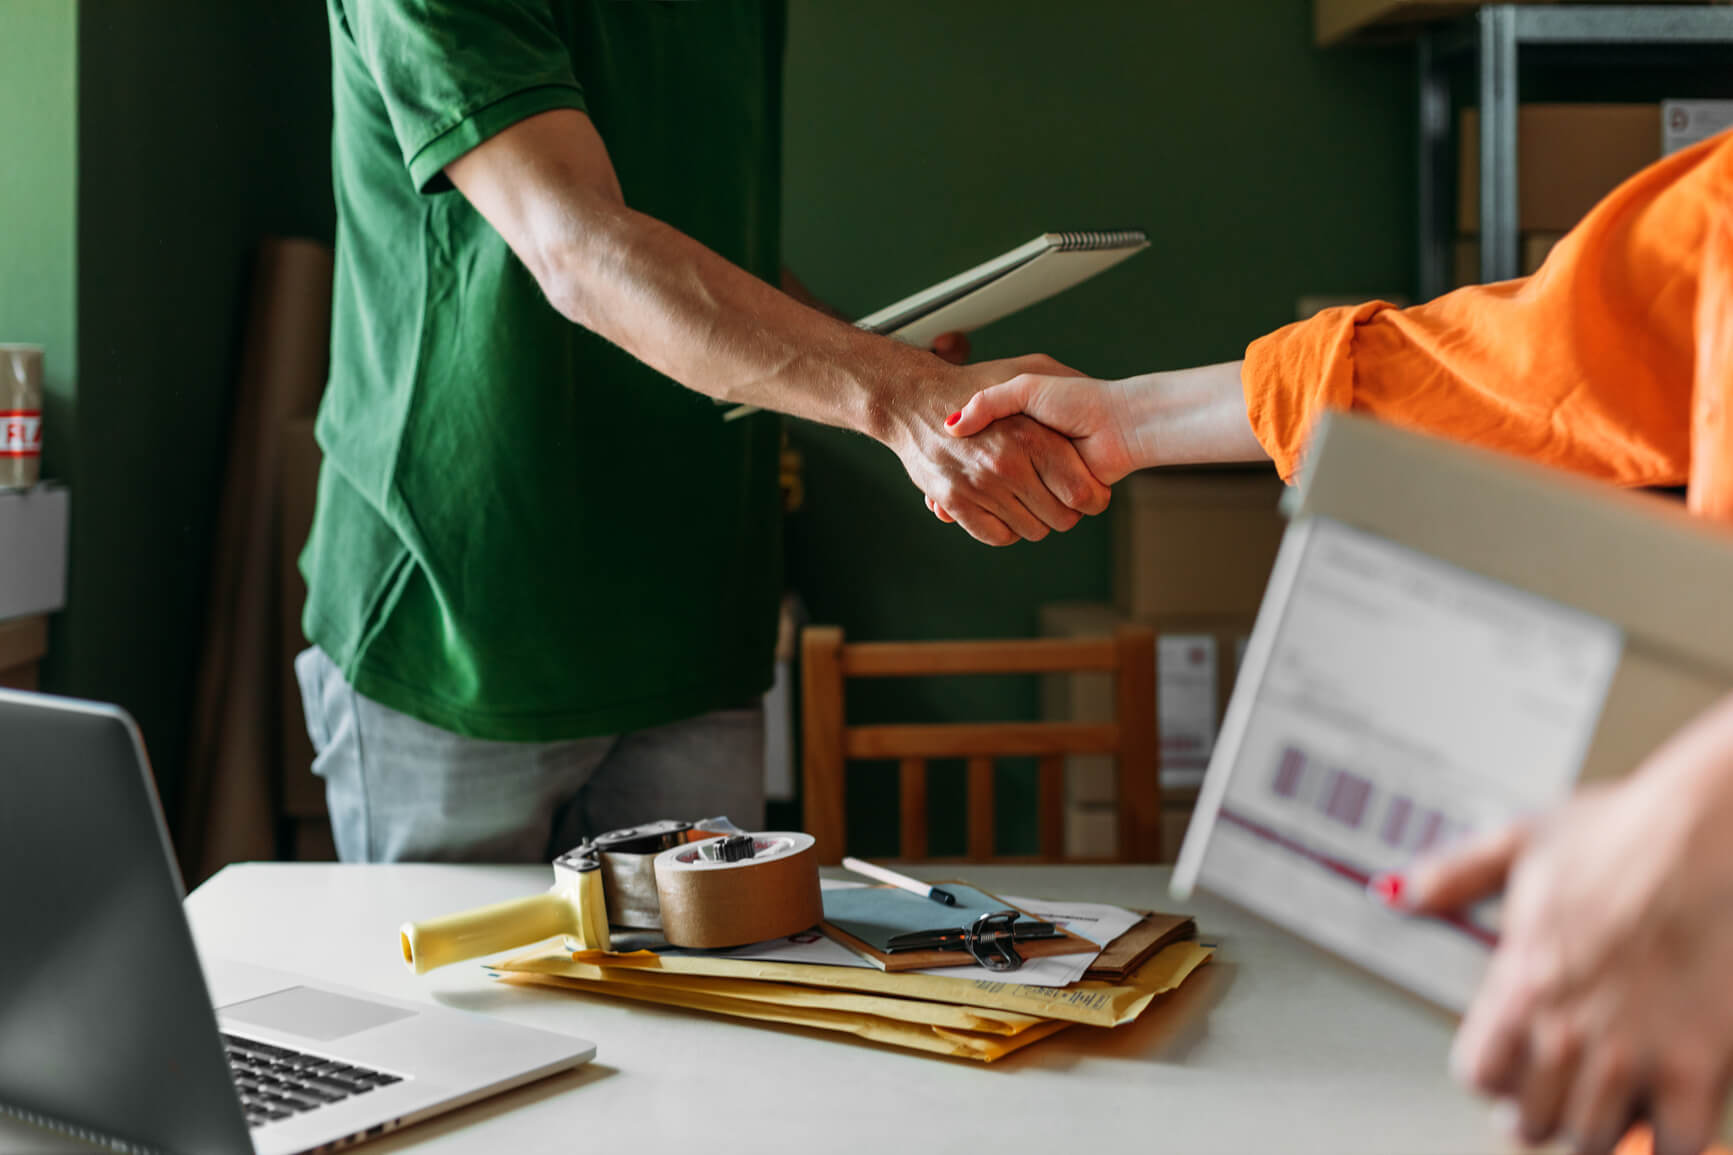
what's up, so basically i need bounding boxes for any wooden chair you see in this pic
[800,625,1160,864]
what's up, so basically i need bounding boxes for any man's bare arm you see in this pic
[445,108,1108,545]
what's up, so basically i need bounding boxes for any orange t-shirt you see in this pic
[1248,135,1733,1155]
[1244,131,1733,523]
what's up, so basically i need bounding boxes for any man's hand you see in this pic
[1392,693,1733,1155]
[886,354,1110,546]
[930,331,971,365]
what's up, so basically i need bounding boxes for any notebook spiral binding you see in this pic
[1052,229,1149,252]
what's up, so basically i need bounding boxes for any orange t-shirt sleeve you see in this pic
[1692,199,1733,521]
[1243,134,1733,483]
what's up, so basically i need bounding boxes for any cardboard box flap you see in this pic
[1291,412,1733,676]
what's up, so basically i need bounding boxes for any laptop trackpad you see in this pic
[220,986,416,1042]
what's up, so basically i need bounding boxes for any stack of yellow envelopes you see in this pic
[490,938,1212,1061]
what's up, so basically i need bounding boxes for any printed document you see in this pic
[1174,517,1622,1010]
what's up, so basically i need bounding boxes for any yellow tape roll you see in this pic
[653,833,823,949]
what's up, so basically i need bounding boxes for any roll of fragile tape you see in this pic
[653,832,823,949]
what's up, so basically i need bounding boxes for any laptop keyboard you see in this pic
[221,1033,403,1129]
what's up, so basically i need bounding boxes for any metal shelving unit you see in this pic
[1418,4,1733,300]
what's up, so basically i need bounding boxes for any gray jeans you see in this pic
[294,647,766,863]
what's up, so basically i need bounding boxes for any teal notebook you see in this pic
[821,884,1031,952]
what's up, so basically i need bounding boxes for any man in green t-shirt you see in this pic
[296,0,1109,862]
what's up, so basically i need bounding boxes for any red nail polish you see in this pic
[945,411,961,427]
[1370,873,1404,907]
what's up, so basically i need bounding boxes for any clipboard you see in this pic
[1083,911,1197,982]
[820,883,1097,972]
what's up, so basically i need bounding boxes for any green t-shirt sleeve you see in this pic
[341,0,587,193]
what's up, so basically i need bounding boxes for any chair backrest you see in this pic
[800,625,1160,864]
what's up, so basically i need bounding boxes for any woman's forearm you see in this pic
[1121,360,1269,470]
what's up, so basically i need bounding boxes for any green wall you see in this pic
[25,0,1413,857]
[48,0,333,822]
[778,1,1415,853]
[0,0,77,477]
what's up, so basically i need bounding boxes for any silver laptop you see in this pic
[0,688,595,1155]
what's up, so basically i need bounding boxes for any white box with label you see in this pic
[1176,414,1733,1013]
[1664,99,1733,155]
[0,484,69,621]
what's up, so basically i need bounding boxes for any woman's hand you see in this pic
[1395,693,1733,1155]
[926,360,1268,525]
[944,373,1143,485]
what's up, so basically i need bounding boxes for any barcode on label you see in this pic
[1268,743,1465,856]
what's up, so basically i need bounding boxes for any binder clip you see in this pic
[885,909,1061,973]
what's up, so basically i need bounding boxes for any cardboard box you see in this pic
[1038,604,1120,814]
[1160,790,1198,868]
[1523,231,1566,274]
[1452,230,1567,288]
[1315,0,1504,46]
[1176,412,1733,1012]
[1063,804,1118,862]
[1069,799,1197,865]
[279,419,323,819]
[1041,603,1250,791]
[1316,0,1708,46]
[1459,105,1659,234]
[0,485,68,622]
[1114,468,1285,622]
[1040,603,1251,859]
[1664,99,1733,155]
[0,615,47,691]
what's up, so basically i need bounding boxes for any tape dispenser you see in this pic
[399,819,822,974]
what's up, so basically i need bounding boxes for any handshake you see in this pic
[880,346,1146,547]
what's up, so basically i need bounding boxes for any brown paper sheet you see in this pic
[180,238,333,881]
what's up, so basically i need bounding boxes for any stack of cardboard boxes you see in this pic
[1043,468,1285,861]
[1453,101,1733,290]
[1453,104,1656,287]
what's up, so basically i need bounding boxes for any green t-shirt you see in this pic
[305,0,786,741]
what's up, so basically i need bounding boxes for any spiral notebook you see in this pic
[724,229,1148,420]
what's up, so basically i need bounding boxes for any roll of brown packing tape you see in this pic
[653,832,823,949]
[590,819,708,929]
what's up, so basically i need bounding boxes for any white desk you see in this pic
[7,863,1516,1154]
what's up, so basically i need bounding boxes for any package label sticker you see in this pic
[1158,634,1217,786]
[1193,518,1622,1011]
